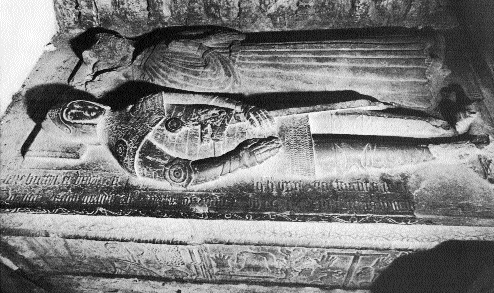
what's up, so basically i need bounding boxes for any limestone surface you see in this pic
[53,0,458,36]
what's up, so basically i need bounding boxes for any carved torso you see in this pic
[102,93,264,183]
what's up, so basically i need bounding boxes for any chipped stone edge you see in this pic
[1,212,493,251]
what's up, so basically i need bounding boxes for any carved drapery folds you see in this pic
[132,29,245,93]
[2,1,494,292]
[138,33,448,110]
[3,23,490,197]
[76,27,449,111]
[1,0,493,220]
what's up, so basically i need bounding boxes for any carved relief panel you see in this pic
[2,236,410,289]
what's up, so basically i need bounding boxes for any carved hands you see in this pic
[237,136,282,169]
[190,136,281,187]
[172,28,246,50]
[241,105,276,130]
[455,105,479,135]
[167,28,246,58]
[167,39,210,58]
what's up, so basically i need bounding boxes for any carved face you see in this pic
[43,100,108,144]
[82,33,134,72]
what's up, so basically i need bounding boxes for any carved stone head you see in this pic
[43,100,108,144]
[82,33,134,73]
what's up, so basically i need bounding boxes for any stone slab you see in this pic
[0,23,493,293]
[1,30,494,222]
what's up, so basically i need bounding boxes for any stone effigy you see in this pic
[2,99,491,221]
[72,27,449,111]
[43,94,280,187]
[1,0,494,289]
[1,35,492,215]
[39,88,483,188]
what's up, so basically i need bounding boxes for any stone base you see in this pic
[1,213,493,291]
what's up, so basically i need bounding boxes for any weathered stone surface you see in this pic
[2,213,494,249]
[53,0,458,36]
[410,163,494,218]
[2,212,492,291]
[46,276,370,293]
[0,263,48,293]
[307,110,457,138]
[0,235,409,289]
[2,3,494,293]
[442,28,494,138]
[1,91,492,220]
[6,84,492,219]
[1,224,494,290]
[1,29,494,221]
[74,28,450,111]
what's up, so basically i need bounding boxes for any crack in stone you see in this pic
[75,0,82,24]
[145,0,152,20]
[92,0,101,26]
[403,0,414,19]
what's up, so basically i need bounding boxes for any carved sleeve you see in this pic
[152,136,281,188]
[190,137,281,186]
[132,28,245,93]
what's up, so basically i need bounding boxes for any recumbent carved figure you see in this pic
[42,88,480,188]
[52,26,485,187]
[72,26,449,111]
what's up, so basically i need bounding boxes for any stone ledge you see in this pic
[45,276,371,293]
[2,213,494,250]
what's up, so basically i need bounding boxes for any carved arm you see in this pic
[164,137,281,187]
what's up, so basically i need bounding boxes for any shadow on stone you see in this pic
[238,90,375,111]
[69,25,432,58]
[24,81,166,119]
[371,240,494,293]
[99,81,167,110]
[438,83,473,126]
[98,80,379,112]
[69,27,124,59]
[68,25,436,73]
[22,84,97,157]
[68,25,241,60]
[24,83,97,124]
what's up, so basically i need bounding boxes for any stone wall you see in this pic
[54,0,457,36]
